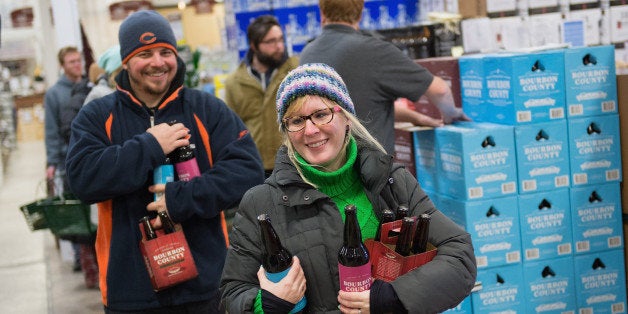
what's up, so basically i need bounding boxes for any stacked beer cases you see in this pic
[406,45,625,313]
[564,45,625,314]
[426,122,525,313]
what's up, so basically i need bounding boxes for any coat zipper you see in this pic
[149,108,156,127]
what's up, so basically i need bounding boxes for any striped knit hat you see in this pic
[276,63,355,124]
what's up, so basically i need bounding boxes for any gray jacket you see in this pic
[44,74,76,168]
[220,145,476,313]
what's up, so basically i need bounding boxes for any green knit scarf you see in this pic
[296,138,379,239]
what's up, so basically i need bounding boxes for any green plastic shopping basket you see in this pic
[42,198,96,239]
[19,197,54,231]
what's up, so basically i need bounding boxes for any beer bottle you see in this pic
[338,205,372,292]
[395,204,409,220]
[140,216,157,240]
[395,217,415,256]
[258,214,306,312]
[411,213,431,254]
[170,144,201,181]
[374,208,395,241]
[158,211,177,234]
[153,157,174,201]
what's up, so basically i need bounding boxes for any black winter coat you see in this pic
[220,144,476,313]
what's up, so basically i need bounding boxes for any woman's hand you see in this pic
[257,256,307,304]
[338,289,370,314]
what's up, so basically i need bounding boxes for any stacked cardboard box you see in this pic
[399,45,626,313]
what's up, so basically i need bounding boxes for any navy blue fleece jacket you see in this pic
[65,57,264,311]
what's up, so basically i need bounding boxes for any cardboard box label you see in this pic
[522,256,577,313]
[565,45,618,117]
[568,114,622,186]
[518,188,574,261]
[514,120,571,193]
[570,183,624,254]
[574,249,627,313]
[472,264,526,313]
[139,223,198,291]
[435,194,521,268]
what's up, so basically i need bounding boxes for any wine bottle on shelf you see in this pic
[158,211,177,234]
[374,208,395,241]
[411,213,431,254]
[394,217,415,256]
[140,216,157,240]
[338,205,372,292]
[258,214,306,313]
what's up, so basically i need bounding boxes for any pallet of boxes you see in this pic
[397,45,627,313]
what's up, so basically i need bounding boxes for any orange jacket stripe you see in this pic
[96,200,113,305]
[116,86,143,107]
[105,113,113,141]
[97,116,115,305]
[158,87,182,110]
[193,114,229,246]
[194,114,213,166]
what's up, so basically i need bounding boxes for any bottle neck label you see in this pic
[265,267,290,282]
[154,164,174,201]
[265,266,307,313]
[338,262,372,292]
[175,158,201,181]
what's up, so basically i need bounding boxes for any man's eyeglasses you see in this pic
[260,36,284,46]
[283,107,339,132]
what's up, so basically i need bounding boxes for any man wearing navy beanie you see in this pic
[65,10,264,313]
[118,10,178,65]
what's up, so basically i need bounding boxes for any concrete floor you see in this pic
[0,140,102,313]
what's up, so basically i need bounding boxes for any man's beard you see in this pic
[256,50,284,69]
[130,72,169,96]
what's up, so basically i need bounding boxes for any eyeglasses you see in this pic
[260,36,285,46]
[283,107,338,132]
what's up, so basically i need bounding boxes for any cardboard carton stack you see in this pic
[399,45,626,313]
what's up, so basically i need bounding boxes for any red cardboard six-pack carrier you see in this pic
[139,221,198,291]
[365,219,437,282]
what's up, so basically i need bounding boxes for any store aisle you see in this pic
[0,141,102,313]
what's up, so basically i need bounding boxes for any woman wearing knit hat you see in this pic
[221,63,476,314]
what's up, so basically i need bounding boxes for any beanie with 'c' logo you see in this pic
[118,10,177,64]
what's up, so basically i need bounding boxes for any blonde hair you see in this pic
[88,63,105,84]
[280,95,385,187]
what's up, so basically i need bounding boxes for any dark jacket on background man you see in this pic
[45,74,82,171]
[220,144,477,313]
[66,57,264,311]
[61,77,92,144]
[299,24,434,154]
